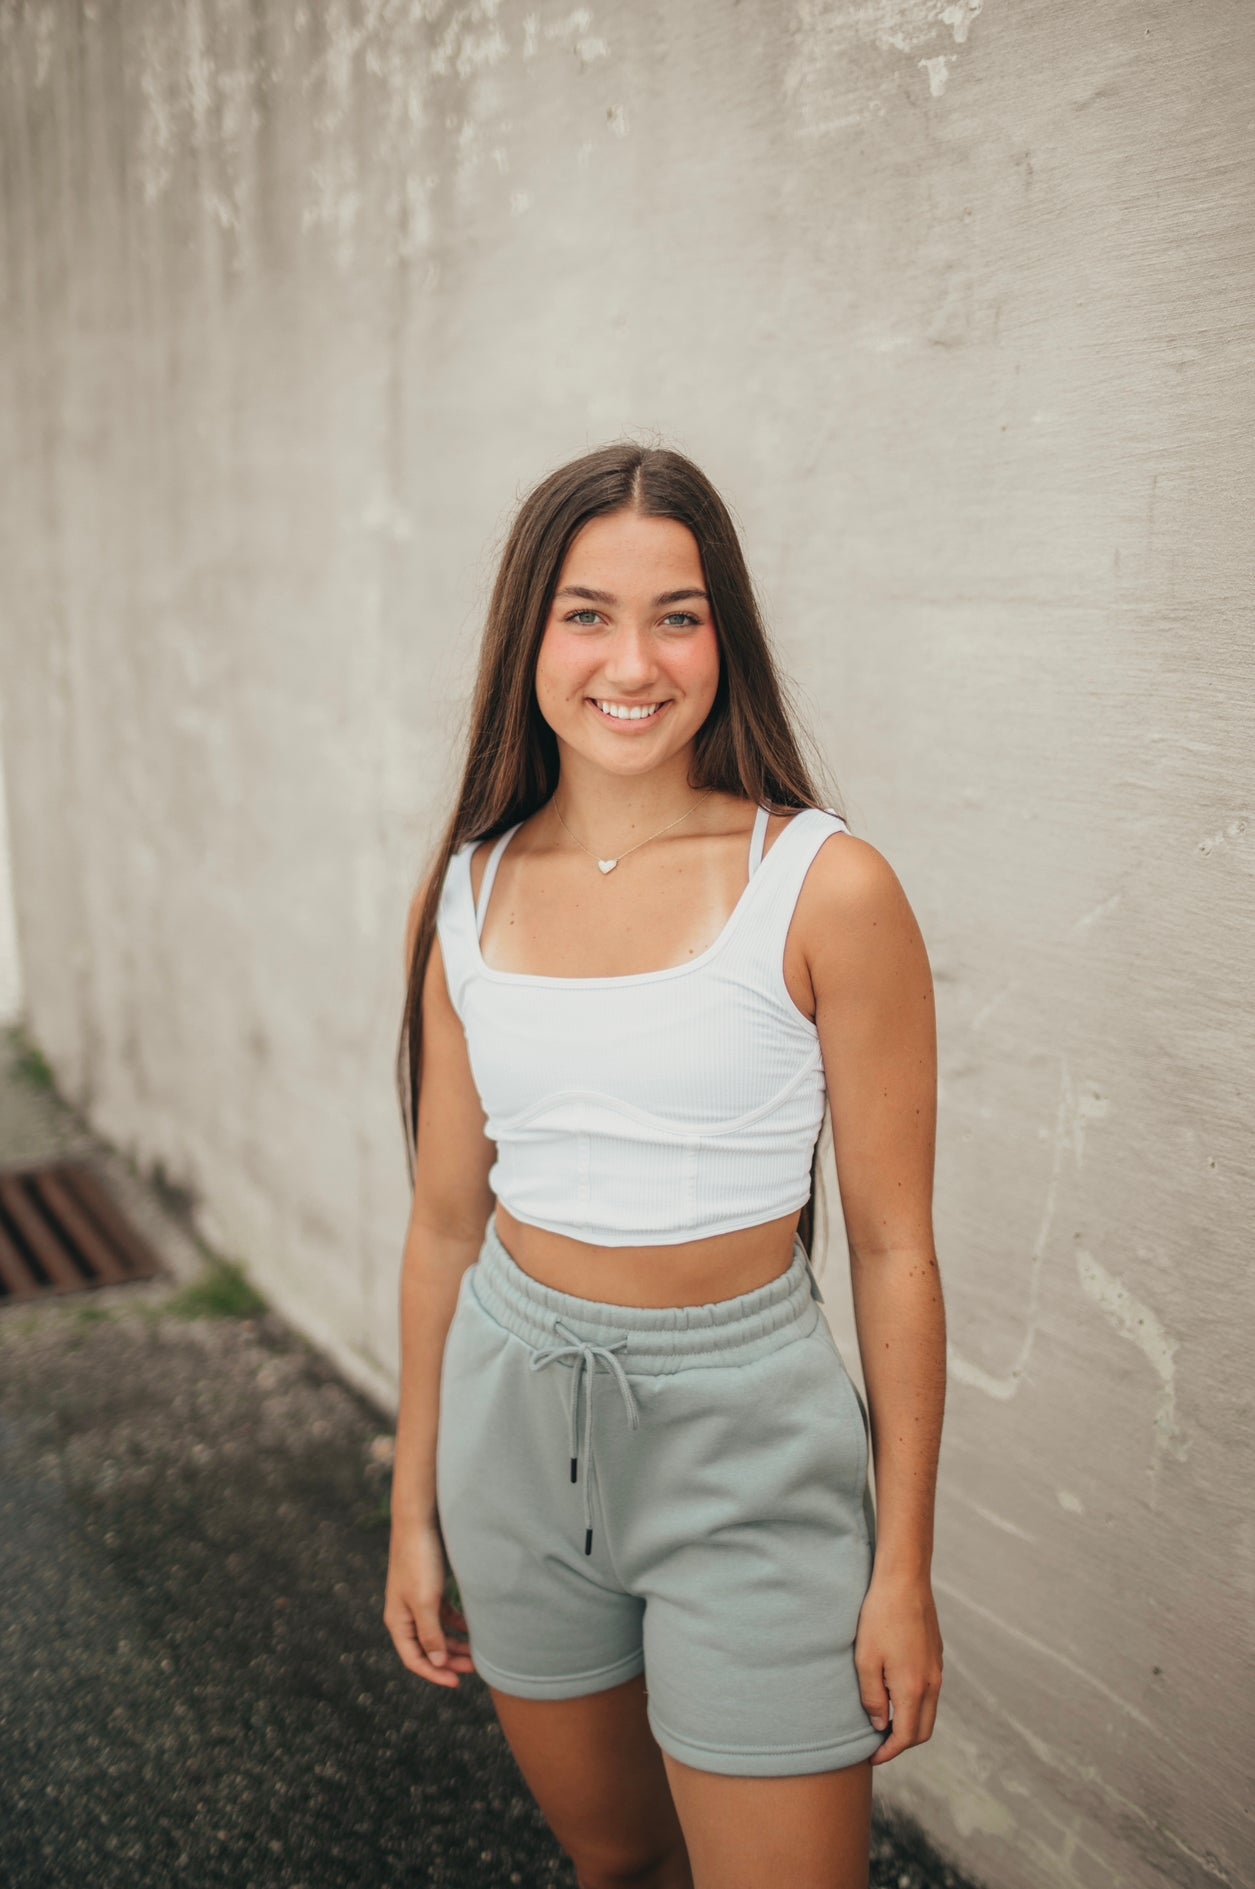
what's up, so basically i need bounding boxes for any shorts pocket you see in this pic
[808,1317,871,1527]
[435,1272,503,1518]
[437,1269,478,1405]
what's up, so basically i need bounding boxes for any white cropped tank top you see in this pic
[436,803,849,1247]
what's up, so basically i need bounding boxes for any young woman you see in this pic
[386,442,946,1889]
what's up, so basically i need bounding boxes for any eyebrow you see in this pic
[554,586,709,606]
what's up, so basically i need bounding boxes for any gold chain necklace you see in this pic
[551,789,715,874]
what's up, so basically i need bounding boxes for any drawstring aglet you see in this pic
[570,1456,578,1481]
[584,1527,593,1555]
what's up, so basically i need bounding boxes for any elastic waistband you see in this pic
[469,1214,823,1375]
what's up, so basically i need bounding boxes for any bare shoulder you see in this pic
[405,857,468,1034]
[404,871,432,970]
[404,852,452,967]
[798,827,929,980]
[808,826,903,911]
[403,853,460,998]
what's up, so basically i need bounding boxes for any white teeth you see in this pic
[595,700,663,721]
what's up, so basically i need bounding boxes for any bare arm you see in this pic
[806,832,946,1761]
[385,879,496,1683]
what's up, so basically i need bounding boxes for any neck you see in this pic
[550,751,709,847]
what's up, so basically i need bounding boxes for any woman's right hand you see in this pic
[384,1517,476,1688]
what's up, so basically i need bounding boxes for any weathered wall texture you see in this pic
[1,2,1252,1883]
[0,711,23,1022]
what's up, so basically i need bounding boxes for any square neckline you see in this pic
[461,804,822,990]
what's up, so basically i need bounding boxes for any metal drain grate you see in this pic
[0,1162,164,1305]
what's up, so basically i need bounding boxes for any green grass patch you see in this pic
[163,1258,269,1320]
[9,1033,56,1093]
[0,1310,44,1342]
[72,1303,116,1327]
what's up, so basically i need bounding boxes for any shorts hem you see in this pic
[471,1644,646,1700]
[647,1707,887,1777]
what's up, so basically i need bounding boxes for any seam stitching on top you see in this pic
[485,1044,823,1137]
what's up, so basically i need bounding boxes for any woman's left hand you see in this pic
[854,1569,944,1764]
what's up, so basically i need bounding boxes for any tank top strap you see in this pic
[474,822,523,939]
[726,805,849,982]
[434,832,492,1022]
[747,803,770,876]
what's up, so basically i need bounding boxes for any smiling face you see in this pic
[534,510,721,781]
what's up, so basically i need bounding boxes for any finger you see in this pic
[386,1599,476,1682]
[869,1711,907,1765]
[384,1616,465,1686]
[857,1665,890,1734]
[437,1609,474,1657]
[415,1623,477,1673]
[421,1646,476,1677]
[435,1639,477,1670]
[424,1615,477,1671]
[413,1649,465,1685]
[916,1680,941,1744]
[870,1692,924,1764]
[414,1599,456,1668]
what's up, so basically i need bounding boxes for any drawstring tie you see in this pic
[528,1316,641,1555]
[526,1255,819,1555]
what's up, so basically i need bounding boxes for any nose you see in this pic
[599,623,660,691]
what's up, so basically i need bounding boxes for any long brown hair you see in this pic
[395,440,847,1259]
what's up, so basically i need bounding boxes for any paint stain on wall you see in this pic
[785,0,988,133]
[114,0,616,271]
[948,1057,1108,1404]
[1075,1245,1186,1472]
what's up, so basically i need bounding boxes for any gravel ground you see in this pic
[0,1292,576,1888]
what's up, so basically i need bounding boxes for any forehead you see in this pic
[558,512,703,582]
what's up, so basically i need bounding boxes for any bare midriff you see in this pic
[492,1200,804,1308]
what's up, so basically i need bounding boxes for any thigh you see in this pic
[488,1673,691,1884]
[660,1751,871,1889]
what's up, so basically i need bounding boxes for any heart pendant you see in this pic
[597,858,617,874]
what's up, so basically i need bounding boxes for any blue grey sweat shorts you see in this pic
[435,1213,888,1777]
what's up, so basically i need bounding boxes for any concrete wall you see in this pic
[1,2,1252,1884]
[0,699,24,1023]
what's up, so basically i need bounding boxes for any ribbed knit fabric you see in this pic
[435,804,849,1246]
